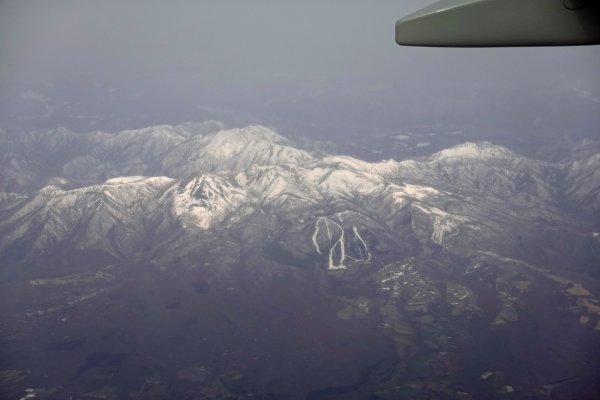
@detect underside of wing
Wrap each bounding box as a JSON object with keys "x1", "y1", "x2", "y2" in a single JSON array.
[{"x1": 396, "y1": 0, "x2": 600, "y2": 47}]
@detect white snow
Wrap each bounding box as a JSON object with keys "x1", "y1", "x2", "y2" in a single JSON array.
[
  {"x1": 432, "y1": 142, "x2": 514, "y2": 161},
  {"x1": 398, "y1": 183, "x2": 439, "y2": 200},
  {"x1": 312, "y1": 217, "x2": 347, "y2": 269},
  {"x1": 311, "y1": 218, "x2": 371, "y2": 269},
  {"x1": 47, "y1": 176, "x2": 69, "y2": 186},
  {"x1": 353, "y1": 226, "x2": 372, "y2": 262},
  {"x1": 413, "y1": 204, "x2": 464, "y2": 245},
  {"x1": 105, "y1": 176, "x2": 148, "y2": 185},
  {"x1": 319, "y1": 155, "x2": 397, "y2": 175},
  {"x1": 305, "y1": 166, "x2": 383, "y2": 197},
  {"x1": 173, "y1": 175, "x2": 247, "y2": 229},
  {"x1": 235, "y1": 165, "x2": 318, "y2": 207},
  {"x1": 480, "y1": 371, "x2": 494, "y2": 380},
  {"x1": 197, "y1": 126, "x2": 313, "y2": 169}
]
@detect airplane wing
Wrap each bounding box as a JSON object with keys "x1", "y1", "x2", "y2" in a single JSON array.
[{"x1": 396, "y1": 0, "x2": 600, "y2": 47}]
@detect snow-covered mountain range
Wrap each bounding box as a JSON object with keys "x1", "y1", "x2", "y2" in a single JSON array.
[
  {"x1": 1, "y1": 124, "x2": 598, "y2": 270},
  {"x1": 1, "y1": 123, "x2": 600, "y2": 400}
]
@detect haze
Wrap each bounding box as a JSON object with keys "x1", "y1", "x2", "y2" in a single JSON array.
[
  {"x1": 1, "y1": 0, "x2": 599, "y2": 153},
  {"x1": 2, "y1": 2, "x2": 600, "y2": 399}
]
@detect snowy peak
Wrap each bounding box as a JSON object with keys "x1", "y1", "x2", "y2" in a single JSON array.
[
  {"x1": 199, "y1": 126, "x2": 314, "y2": 169},
  {"x1": 181, "y1": 175, "x2": 245, "y2": 203},
  {"x1": 318, "y1": 156, "x2": 398, "y2": 176},
  {"x1": 173, "y1": 175, "x2": 248, "y2": 229},
  {"x1": 430, "y1": 142, "x2": 516, "y2": 162},
  {"x1": 99, "y1": 121, "x2": 224, "y2": 144},
  {"x1": 104, "y1": 176, "x2": 174, "y2": 187},
  {"x1": 210, "y1": 125, "x2": 287, "y2": 145},
  {"x1": 161, "y1": 125, "x2": 315, "y2": 177}
]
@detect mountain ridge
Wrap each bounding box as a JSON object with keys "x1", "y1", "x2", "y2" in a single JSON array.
[{"x1": 1, "y1": 124, "x2": 598, "y2": 273}]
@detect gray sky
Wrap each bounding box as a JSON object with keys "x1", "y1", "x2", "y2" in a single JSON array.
[
  {"x1": 1, "y1": 0, "x2": 599, "y2": 143},
  {"x1": 1, "y1": 1, "x2": 426, "y2": 78}
]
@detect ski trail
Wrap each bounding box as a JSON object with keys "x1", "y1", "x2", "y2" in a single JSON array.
[
  {"x1": 312, "y1": 219, "x2": 322, "y2": 254},
  {"x1": 325, "y1": 218, "x2": 332, "y2": 242},
  {"x1": 314, "y1": 217, "x2": 373, "y2": 270},
  {"x1": 328, "y1": 219, "x2": 346, "y2": 269},
  {"x1": 353, "y1": 226, "x2": 372, "y2": 261}
]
